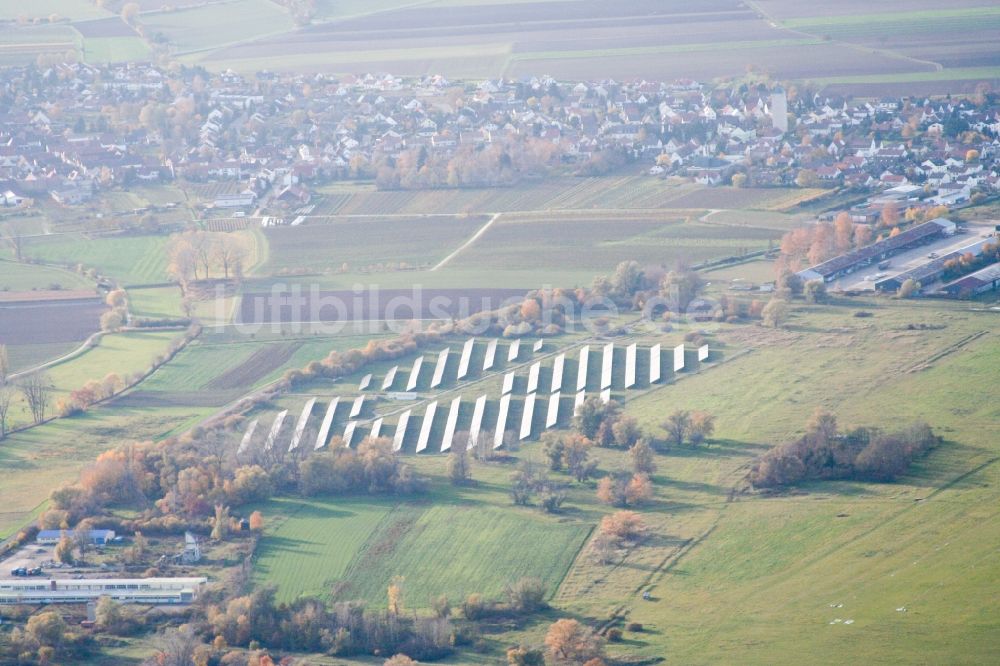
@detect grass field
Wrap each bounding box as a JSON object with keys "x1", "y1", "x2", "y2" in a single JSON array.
[
  {"x1": 258, "y1": 498, "x2": 592, "y2": 607},
  {"x1": 127, "y1": 285, "x2": 185, "y2": 319},
  {"x1": 23, "y1": 233, "x2": 170, "y2": 286},
  {"x1": 42, "y1": 329, "x2": 176, "y2": 396},
  {"x1": 252, "y1": 497, "x2": 394, "y2": 603},
  {"x1": 142, "y1": 0, "x2": 294, "y2": 54},
  {"x1": 81, "y1": 35, "x2": 151, "y2": 63},
  {"x1": 0, "y1": 260, "x2": 93, "y2": 292}
]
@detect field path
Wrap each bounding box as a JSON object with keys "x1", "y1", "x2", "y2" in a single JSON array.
[{"x1": 430, "y1": 212, "x2": 500, "y2": 271}]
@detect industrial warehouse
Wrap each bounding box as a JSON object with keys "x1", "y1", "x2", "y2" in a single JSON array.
[{"x1": 0, "y1": 577, "x2": 207, "y2": 605}]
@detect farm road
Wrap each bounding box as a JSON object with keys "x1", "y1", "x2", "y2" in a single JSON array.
[{"x1": 431, "y1": 213, "x2": 500, "y2": 271}]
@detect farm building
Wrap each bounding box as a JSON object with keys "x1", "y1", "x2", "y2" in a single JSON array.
[
  {"x1": 798, "y1": 218, "x2": 956, "y2": 283},
  {"x1": 0, "y1": 577, "x2": 207, "y2": 605},
  {"x1": 37, "y1": 529, "x2": 116, "y2": 545},
  {"x1": 939, "y1": 263, "x2": 1000, "y2": 297},
  {"x1": 875, "y1": 237, "x2": 994, "y2": 293}
]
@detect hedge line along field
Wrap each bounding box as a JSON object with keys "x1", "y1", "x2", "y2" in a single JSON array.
[
  {"x1": 23, "y1": 233, "x2": 170, "y2": 286},
  {"x1": 252, "y1": 497, "x2": 395, "y2": 604},
  {"x1": 330, "y1": 504, "x2": 592, "y2": 607},
  {"x1": 262, "y1": 215, "x2": 488, "y2": 273}
]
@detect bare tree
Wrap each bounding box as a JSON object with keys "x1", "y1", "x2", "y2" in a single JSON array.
[
  {"x1": 212, "y1": 234, "x2": 248, "y2": 280},
  {"x1": 150, "y1": 624, "x2": 200, "y2": 666},
  {"x1": 188, "y1": 231, "x2": 215, "y2": 280},
  {"x1": 447, "y1": 446, "x2": 471, "y2": 485},
  {"x1": 0, "y1": 384, "x2": 12, "y2": 439},
  {"x1": 0, "y1": 343, "x2": 9, "y2": 383},
  {"x1": 1, "y1": 222, "x2": 25, "y2": 261},
  {"x1": 20, "y1": 372, "x2": 52, "y2": 424},
  {"x1": 74, "y1": 518, "x2": 95, "y2": 564},
  {"x1": 166, "y1": 233, "x2": 198, "y2": 283}
]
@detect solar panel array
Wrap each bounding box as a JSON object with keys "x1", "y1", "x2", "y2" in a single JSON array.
[{"x1": 241, "y1": 339, "x2": 712, "y2": 456}]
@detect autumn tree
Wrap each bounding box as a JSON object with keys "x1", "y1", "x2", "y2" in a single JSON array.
[
  {"x1": 629, "y1": 440, "x2": 656, "y2": 474},
  {"x1": 55, "y1": 535, "x2": 75, "y2": 564},
  {"x1": 507, "y1": 645, "x2": 546, "y2": 666},
  {"x1": 897, "y1": 278, "x2": 919, "y2": 298},
  {"x1": 804, "y1": 279, "x2": 828, "y2": 304},
  {"x1": 504, "y1": 577, "x2": 547, "y2": 614},
  {"x1": 121, "y1": 2, "x2": 140, "y2": 25},
  {"x1": 611, "y1": 415, "x2": 642, "y2": 449},
  {"x1": 762, "y1": 298, "x2": 789, "y2": 328},
  {"x1": 659, "y1": 269, "x2": 703, "y2": 311},
  {"x1": 833, "y1": 212, "x2": 854, "y2": 253},
  {"x1": 384, "y1": 655, "x2": 417, "y2": 666},
  {"x1": 880, "y1": 204, "x2": 900, "y2": 229},
  {"x1": 795, "y1": 168, "x2": 819, "y2": 188},
  {"x1": 853, "y1": 224, "x2": 873, "y2": 249},
  {"x1": 211, "y1": 504, "x2": 231, "y2": 540},
  {"x1": 387, "y1": 576, "x2": 404, "y2": 616},
  {"x1": 663, "y1": 409, "x2": 691, "y2": 447},
  {"x1": 597, "y1": 472, "x2": 653, "y2": 507},
  {"x1": 26, "y1": 611, "x2": 68, "y2": 650},
  {"x1": 572, "y1": 397, "x2": 620, "y2": 441},
  {"x1": 447, "y1": 446, "x2": 471, "y2": 485},
  {"x1": 545, "y1": 618, "x2": 605, "y2": 664},
  {"x1": 248, "y1": 511, "x2": 264, "y2": 531},
  {"x1": 542, "y1": 432, "x2": 565, "y2": 471},
  {"x1": 562, "y1": 434, "x2": 598, "y2": 482},
  {"x1": 599, "y1": 510, "x2": 646, "y2": 541},
  {"x1": 688, "y1": 411, "x2": 716, "y2": 446},
  {"x1": 166, "y1": 233, "x2": 198, "y2": 283},
  {"x1": 212, "y1": 233, "x2": 250, "y2": 280}
]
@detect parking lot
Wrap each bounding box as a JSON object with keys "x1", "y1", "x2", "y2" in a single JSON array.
[{"x1": 833, "y1": 223, "x2": 996, "y2": 291}]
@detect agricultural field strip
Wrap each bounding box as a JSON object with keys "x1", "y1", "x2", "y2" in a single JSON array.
[{"x1": 507, "y1": 37, "x2": 826, "y2": 64}]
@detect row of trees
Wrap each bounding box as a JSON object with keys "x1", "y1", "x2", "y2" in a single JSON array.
[
  {"x1": 748, "y1": 408, "x2": 940, "y2": 487},
  {"x1": 166, "y1": 230, "x2": 250, "y2": 284}
]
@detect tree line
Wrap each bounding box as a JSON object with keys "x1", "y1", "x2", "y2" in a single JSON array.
[{"x1": 748, "y1": 408, "x2": 940, "y2": 488}]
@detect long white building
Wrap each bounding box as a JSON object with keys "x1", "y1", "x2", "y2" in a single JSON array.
[{"x1": 0, "y1": 577, "x2": 207, "y2": 605}]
